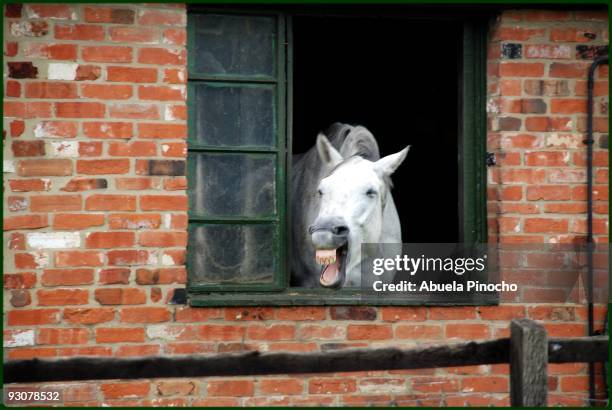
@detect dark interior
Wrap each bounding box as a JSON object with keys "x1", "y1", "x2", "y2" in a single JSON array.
[{"x1": 293, "y1": 15, "x2": 462, "y2": 243}]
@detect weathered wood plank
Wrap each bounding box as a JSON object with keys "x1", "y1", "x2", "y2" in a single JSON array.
[
  {"x1": 548, "y1": 336, "x2": 608, "y2": 363},
  {"x1": 5, "y1": 338, "x2": 509, "y2": 383},
  {"x1": 4, "y1": 335, "x2": 607, "y2": 384},
  {"x1": 510, "y1": 319, "x2": 548, "y2": 407}
]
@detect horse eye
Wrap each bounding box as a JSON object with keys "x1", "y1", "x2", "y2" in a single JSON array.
[
  {"x1": 317, "y1": 189, "x2": 323, "y2": 196},
  {"x1": 366, "y1": 189, "x2": 377, "y2": 197}
]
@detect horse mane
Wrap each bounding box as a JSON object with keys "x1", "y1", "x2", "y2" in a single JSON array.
[
  {"x1": 324, "y1": 123, "x2": 394, "y2": 195},
  {"x1": 325, "y1": 123, "x2": 380, "y2": 162}
]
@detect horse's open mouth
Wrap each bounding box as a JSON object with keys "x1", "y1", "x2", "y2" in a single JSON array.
[{"x1": 316, "y1": 244, "x2": 348, "y2": 288}]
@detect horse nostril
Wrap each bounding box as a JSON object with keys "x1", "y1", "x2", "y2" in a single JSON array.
[{"x1": 333, "y1": 226, "x2": 349, "y2": 236}]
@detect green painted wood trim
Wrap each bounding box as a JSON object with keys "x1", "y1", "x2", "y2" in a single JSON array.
[
  {"x1": 186, "y1": 10, "x2": 287, "y2": 293},
  {"x1": 460, "y1": 20, "x2": 488, "y2": 245}
]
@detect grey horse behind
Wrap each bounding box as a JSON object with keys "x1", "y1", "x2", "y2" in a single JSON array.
[{"x1": 291, "y1": 123, "x2": 409, "y2": 288}]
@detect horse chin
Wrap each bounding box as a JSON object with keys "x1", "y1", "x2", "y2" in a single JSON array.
[{"x1": 317, "y1": 243, "x2": 348, "y2": 289}]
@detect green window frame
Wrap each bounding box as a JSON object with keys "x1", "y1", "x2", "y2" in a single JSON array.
[{"x1": 187, "y1": 7, "x2": 490, "y2": 306}]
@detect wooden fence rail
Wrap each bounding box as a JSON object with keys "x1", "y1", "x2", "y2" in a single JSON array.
[{"x1": 4, "y1": 319, "x2": 608, "y2": 407}]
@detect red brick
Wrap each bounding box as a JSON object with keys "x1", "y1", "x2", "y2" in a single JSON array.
[
  {"x1": 524, "y1": 10, "x2": 570, "y2": 22},
  {"x1": 37, "y1": 328, "x2": 89, "y2": 345},
  {"x1": 33, "y1": 121, "x2": 78, "y2": 138},
  {"x1": 77, "y1": 159, "x2": 130, "y2": 175},
  {"x1": 83, "y1": 121, "x2": 132, "y2": 139},
  {"x1": 8, "y1": 196, "x2": 29, "y2": 212},
  {"x1": 260, "y1": 379, "x2": 303, "y2": 395},
  {"x1": 445, "y1": 324, "x2": 490, "y2": 339},
  {"x1": 164, "y1": 177, "x2": 187, "y2": 190},
  {"x1": 161, "y1": 142, "x2": 187, "y2": 157},
  {"x1": 139, "y1": 231, "x2": 187, "y2": 247},
  {"x1": 56, "y1": 102, "x2": 105, "y2": 118},
  {"x1": 21, "y1": 102, "x2": 54, "y2": 118},
  {"x1": 550, "y1": 28, "x2": 598, "y2": 42},
  {"x1": 18, "y1": 159, "x2": 72, "y2": 176},
  {"x1": 499, "y1": 62, "x2": 544, "y2": 77},
  {"x1": 109, "y1": 141, "x2": 157, "y2": 156},
  {"x1": 3, "y1": 214, "x2": 48, "y2": 231},
  {"x1": 85, "y1": 195, "x2": 136, "y2": 211},
  {"x1": 95, "y1": 288, "x2": 147, "y2": 305},
  {"x1": 198, "y1": 325, "x2": 246, "y2": 341},
  {"x1": 138, "y1": 10, "x2": 185, "y2": 26},
  {"x1": 527, "y1": 152, "x2": 569, "y2": 167},
  {"x1": 138, "y1": 48, "x2": 186, "y2": 65},
  {"x1": 26, "y1": 4, "x2": 75, "y2": 19},
  {"x1": 55, "y1": 24, "x2": 104, "y2": 41},
  {"x1": 120, "y1": 307, "x2": 170, "y2": 323},
  {"x1": 12, "y1": 140, "x2": 45, "y2": 157},
  {"x1": 99, "y1": 268, "x2": 131, "y2": 285},
  {"x1": 82, "y1": 46, "x2": 132, "y2": 63},
  {"x1": 309, "y1": 378, "x2": 356, "y2": 394},
  {"x1": 15, "y1": 252, "x2": 43, "y2": 269},
  {"x1": 175, "y1": 307, "x2": 223, "y2": 322},
  {"x1": 30, "y1": 195, "x2": 81, "y2": 212},
  {"x1": 81, "y1": 84, "x2": 133, "y2": 100},
  {"x1": 139, "y1": 85, "x2": 185, "y2": 101},
  {"x1": 107, "y1": 250, "x2": 151, "y2": 266},
  {"x1": 61, "y1": 178, "x2": 108, "y2": 192},
  {"x1": 380, "y1": 307, "x2": 427, "y2": 322},
  {"x1": 5, "y1": 41, "x2": 18, "y2": 57},
  {"x1": 55, "y1": 251, "x2": 104, "y2": 267},
  {"x1": 117, "y1": 344, "x2": 161, "y2": 357},
  {"x1": 4, "y1": 272, "x2": 37, "y2": 289},
  {"x1": 461, "y1": 377, "x2": 508, "y2": 392},
  {"x1": 10, "y1": 120, "x2": 25, "y2": 137},
  {"x1": 42, "y1": 269, "x2": 94, "y2": 286},
  {"x1": 549, "y1": 62, "x2": 591, "y2": 78},
  {"x1": 135, "y1": 267, "x2": 186, "y2": 285},
  {"x1": 494, "y1": 27, "x2": 545, "y2": 41},
  {"x1": 550, "y1": 98, "x2": 587, "y2": 114},
  {"x1": 109, "y1": 103, "x2": 159, "y2": 119},
  {"x1": 84, "y1": 7, "x2": 135, "y2": 24},
  {"x1": 101, "y1": 382, "x2": 149, "y2": 399},
  {"x1": 86, "y1": 232, "x2": 135, "y2": 249},
  {"x1": 169, "y1": 213, "x2": 188, "y2": 229},
  {"x1": 347, "y1": 324, "x2": 392, "y2": 340},
  {"x1": 109, "y1": 213, "x2": 161, "y2": 229},
  {"x1": 411, "y1": 377, "x2": 459, "y2": 393},
  {"x1": 164, "y1": 105, "x2": 187, "y2": 120},
  {"x1": 9, "y1": 233, "x2": 26, "y2": 250},
  {"x1": 8, "y1": 309, "x2": 60, "y2": 326},
  {"x1": 53, "y1": 214, "x2": 104, "y2": 231},
  {"x1": 24, "y1": 43, "x2": 77, "y2": 60},
  {"x1": 37, "y1": 289, "x2": 89, "y2": 306},
  {"x1": 429, "y1": 307, "x2": 477, "y2": 320},
  {"x1": 162, "y1": 28, "x2": 186, "y2": 46},
  {"x1": 107, "y1": 66, "x2": 157, "y2": 83},
  {"x1": 64, "y1": 307, "x2": 115, "y2": 324},
  {"x1": 207, "y1": 380, "x2": 254, "y2": 397},
  {"x1": 6, "y1": 80, "x2": 21, "y2": 97},
  {"x1": 526, "y1": 185, "x2": 571, "y2": 201},
  {"x1": 525, "y1": 117, "x2": 572, "y2": 132},
  {"x1": 8, "y1": 347, "x2": 57, "y2": 360},
  {"x1": 108, "y1": 26, "x2": 159, "y2": 43},
  {"x1": 524, "y1": 218, "x2": 569, "y2": 233},
  {"x1": 76, "y1": 65, "x2": 102, "y2": 81},
  {"x1": 140, "y1": 195, "x2": 187, "y2": 210},
  {"x1": 10, "y1": 289, "x2": 31, "y2": 307},
  {"x1": 79, "y1": 141, "x2": 104, "y2": 157},
  {"x1": 395, "y1": 325, "x2": 443, "y2": 339},
  {"x1": 544, "y1": 203, "x2": 587, "y2": 214}
]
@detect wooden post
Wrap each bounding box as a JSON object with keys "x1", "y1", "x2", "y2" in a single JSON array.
[{"x1": 510, "y1": 319, "x2": 548, "y2": 407}]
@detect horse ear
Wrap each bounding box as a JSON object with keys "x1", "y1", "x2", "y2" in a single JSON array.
[
  {"x1": 316, "y1": 133, "x2": 343, "y2": 167},
  {"x1": 374, "y1": 146, "x2": 410, "y2": 176}
]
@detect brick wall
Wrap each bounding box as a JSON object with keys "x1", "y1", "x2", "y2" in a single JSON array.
[{"x1": 3, "y1": 5, "x2": 608, "y2": 407}]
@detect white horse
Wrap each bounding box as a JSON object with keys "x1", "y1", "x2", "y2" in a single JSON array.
[{"x1": 291, "y1": 123, "x2": 409, "y2": 288}]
